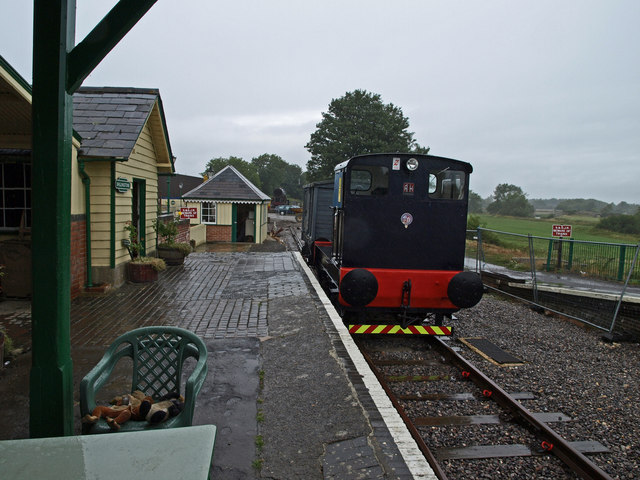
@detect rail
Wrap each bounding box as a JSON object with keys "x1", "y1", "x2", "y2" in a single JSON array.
[{"x1": 431, "y1": 337, "x2": 613, "y2": 480}]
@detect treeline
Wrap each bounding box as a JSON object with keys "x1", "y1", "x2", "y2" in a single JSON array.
[
  {"x1": 202, "y1": 154, "x2": 304, "y2": 200},
  {"x1": 597, "y1": 211, "x2": 640, "y2": 235},
  {"x1": 529, "y1": 198, "x2": 639, "y2": 216},
  {"x1": 471, "y1": 186, "x2": 640, "y2": 235}
]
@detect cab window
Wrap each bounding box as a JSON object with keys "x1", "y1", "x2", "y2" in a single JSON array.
[
  {"x1": 349, "y1": 166, "x2": 389, "y2": 196},
  {"x1": 428, "y1": 169, "x2": 466, "y2": 199}
]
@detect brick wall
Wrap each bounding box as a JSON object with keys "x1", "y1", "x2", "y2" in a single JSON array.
[
  {"x1": 206, "y1": 225, "x2": 232, "y2": 242},
  {"x1": 176, "y1": 218, "x2": 190, "y2": 243},
  {"x1": 156, "y1": 214, "x2": 191, "y2": 244},
  {"x1": 70, "y1": 215, "x2": 86, "y2": 299}
]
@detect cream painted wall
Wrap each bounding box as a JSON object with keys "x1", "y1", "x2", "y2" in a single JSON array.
[
  {"x1": 84, "y1": 121, "x2": 162, "y2": 270},
  {"x1": 115, "y1": 121, "x2": 160, "y2": 266},
  {"x1": 189, "y1": 223, "x2": 207, "y2": 246},
  {"x1": 84, "y1": 161, "x2": 112, "y2": 267}
]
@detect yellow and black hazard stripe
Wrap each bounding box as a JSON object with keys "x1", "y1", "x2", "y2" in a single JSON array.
[{"x1": 348, "y1": 324, "x2": 453, "y2": 335}]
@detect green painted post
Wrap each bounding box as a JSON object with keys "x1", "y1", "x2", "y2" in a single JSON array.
[
  {"x1": 30, "y1": 0, "x2": 76, "y2": 437},
  {"x1": 567, "y1": 238, "x2": 574, "y2": 271},
  {"x1": 232, "y1": 204, "x2": 238, "y2": 242},
  {"x1": 30, "y1": 0, "x2": 158, "y2": 438},
  {"x1": 166, "y1": 176, "x2": 171, "y2": 213},
  {"x1": 618, "y1": 245, "x2": 626, "y2": 281},
  {"x1": 546, "y1": 239, "x2": 553, "y2": 271}
]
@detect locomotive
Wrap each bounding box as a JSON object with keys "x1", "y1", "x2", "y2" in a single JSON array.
[{"x1": 301, "y1": 153, "x2": 483, "y2": 332}]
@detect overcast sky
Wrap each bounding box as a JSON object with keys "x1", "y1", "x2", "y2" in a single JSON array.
[{"x1": 2, "y1": 1, "x2": 639, "y2": 203}]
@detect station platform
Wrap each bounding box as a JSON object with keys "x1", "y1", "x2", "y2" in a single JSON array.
[{"x1": 0, "y1": 237, "x2": 434, "y2": 479}]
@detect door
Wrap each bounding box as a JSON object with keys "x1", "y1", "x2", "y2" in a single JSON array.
[
  {"x1": 132, "y1": 178, "x2": 146, "y2": 255},
  {"x1": 232, "y1": 204, "x2": 255, "y2": 242}
]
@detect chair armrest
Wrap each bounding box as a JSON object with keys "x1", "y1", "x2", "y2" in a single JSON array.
[
  {"x1": 79, "y1": 344, "x2": 133, "y2": 415},
  {"x1": 182, "y1": 346, "x2": 208, "y2": 422}
]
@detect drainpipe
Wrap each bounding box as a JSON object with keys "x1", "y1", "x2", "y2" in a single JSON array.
[
  {"x1": 78, "y1": 161, "x2": 93, "y2": 288},
  {"x1": 166, "y1": 176, "x2": 171, "y2": 213}
]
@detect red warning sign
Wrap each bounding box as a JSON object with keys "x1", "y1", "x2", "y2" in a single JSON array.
[
  {"x1": 180, "y1": 207, "x2": 198, "y2": 219},
  {"x1": 552, "y1": 224, "x2": 572, "y2": 237}
]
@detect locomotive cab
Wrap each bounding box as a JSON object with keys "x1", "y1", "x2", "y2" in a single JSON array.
[
  {"x1": 331, "y1": 153, "x2": 482, "y2": 320},
  {"x1": 302, "y1": 153, "x2": 483, "y2": 328}
]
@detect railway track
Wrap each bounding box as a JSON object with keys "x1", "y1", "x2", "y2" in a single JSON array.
[{"x1": 354, "y1": 334, "x2": 613, "y2": 480}]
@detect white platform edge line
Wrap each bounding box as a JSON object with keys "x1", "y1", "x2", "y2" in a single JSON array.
[{"x1": 294, "y1": 252, "x2": 437, "y2": 480}]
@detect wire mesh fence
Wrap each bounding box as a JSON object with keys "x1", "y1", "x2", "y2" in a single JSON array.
[{"x1": 466, "y1": 228, "x2": 640, "y2": 338}]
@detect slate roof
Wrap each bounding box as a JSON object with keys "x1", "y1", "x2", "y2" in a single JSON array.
[
  {"x1": 183, "y1": 166, "x2": 270, "y2": 203},
  {"x1": 158, "y1": 173, "x2": 204, "y2": 199},
  {"x1": 72, "y1": 87, "x2": 171, "y2": 161}
]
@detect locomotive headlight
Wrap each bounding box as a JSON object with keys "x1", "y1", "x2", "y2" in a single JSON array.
[{"x1": 406, "y1": 157, "x2": 419, "y2": 171}]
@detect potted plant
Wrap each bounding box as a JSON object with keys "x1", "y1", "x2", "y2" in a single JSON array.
[
  {"x1": 153, "y1": 215, "x2": 192, "y2": 266},
  {"x1": 124, "y1": 223, "x2": 166, "y2": 282}
]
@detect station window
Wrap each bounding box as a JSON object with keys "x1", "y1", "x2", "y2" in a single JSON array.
[
  {"x1": 201, "y1": 202, "x2": 216, "y2": 224},
  {"x1": 0, "y1": 162, "x2": 31, "y2": 230},
  {"x1": 349, "y1": 166, "x2": 389, "y2": 196},
  {"x1": 428, "y1": 169, "x2": 466, "y2": 200}
]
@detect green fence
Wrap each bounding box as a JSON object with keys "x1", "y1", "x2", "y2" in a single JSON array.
[{"x1": 467, "y1": 228, "x2": 640, "y2": 336}]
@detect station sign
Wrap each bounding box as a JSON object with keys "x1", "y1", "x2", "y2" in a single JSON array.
[
  {"x1": 180, "y1": 207, "x2": 198, "y2": 219},
  {"x1": 114, "y1": 177, "x2": 130, "y2": 193},
  {"x1": 552, "y1": 224, "x2": 572, "y2": 237}
]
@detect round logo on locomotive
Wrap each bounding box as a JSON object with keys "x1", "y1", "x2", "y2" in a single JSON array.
[{"x1": 400, "y1": 212, "x2": 413, "y2": 228}]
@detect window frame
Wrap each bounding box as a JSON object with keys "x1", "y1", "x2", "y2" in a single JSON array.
[
  {"x1": 201, "y1": 201, "x2": 217, "y2": 224},
  {"x1": 427, "y1": 169, "x2": 467, "y2": 200},
  {"x1": 0, "y1": 161, "x2": 31, "y2": 231}
]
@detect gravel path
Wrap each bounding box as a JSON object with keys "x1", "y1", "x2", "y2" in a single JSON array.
[{"x1": 447, "y1": 294, "x2": 639, "y2": 479}]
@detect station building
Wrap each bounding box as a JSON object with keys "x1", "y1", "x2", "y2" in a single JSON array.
[{"x1": 0, "y1": 55, "x2": 176, "y2": 297}]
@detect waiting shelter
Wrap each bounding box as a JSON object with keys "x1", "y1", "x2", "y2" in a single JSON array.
[{"x1": 182, "y1": 165, "x2": 270, "y2": 244}]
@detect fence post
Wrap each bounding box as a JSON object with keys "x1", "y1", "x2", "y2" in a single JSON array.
[
  {"x1": 476, "y1": 228, "x2": 484, "y2": 274},
  {"x1": 617, "y1": 245, "x2": 626, "y2": 281},
  {"x1": 567, "y1": 238, "x2": 574, "y2": 270},
  {"x1": 546, "y1": 239, "x2": 553, "y2": 271},
  {"x1": 609, "y1": 243, "x2": 640, "y2": 334},
  {"x1": 528, "y1": 234, "x2": 538, "y2": 304}
]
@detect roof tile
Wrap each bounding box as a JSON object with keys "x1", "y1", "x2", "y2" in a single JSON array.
[{"x1": 72, "y1": 87, "x2": 158, "y2": 159}]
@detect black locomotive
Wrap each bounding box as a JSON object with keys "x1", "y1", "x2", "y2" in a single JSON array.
[{"x1": 301, "y1": 153, "x2": 483, "y2": 330}]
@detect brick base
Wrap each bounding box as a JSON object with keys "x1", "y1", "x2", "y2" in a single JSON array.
[
  {"x1": 70, "y1": 216, "x2": 87, "y2": 300},
  {"x1": 206, "y1": 225, "x2": 232, "y2": 242}
]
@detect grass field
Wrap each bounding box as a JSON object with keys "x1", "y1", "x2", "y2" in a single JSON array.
[
  {"x1": 467, "y1": 215, "x2": 640, "y2": 280},
  {"x1": 473, "y1": 214, "x2": 640, "y2": 244}
]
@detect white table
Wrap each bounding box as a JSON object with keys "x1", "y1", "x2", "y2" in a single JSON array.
[{"x1": 0, "y1": 424, "x2": 216, "y2": 479}]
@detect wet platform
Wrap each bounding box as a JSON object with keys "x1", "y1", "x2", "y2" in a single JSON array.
[{"x1": 0, "y1": 238, "x2": 432, "y2": 479}]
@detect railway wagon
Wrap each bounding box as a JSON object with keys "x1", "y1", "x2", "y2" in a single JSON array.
[{"x1": 301, "y1": 153, "x2": 483, "y2": 328}]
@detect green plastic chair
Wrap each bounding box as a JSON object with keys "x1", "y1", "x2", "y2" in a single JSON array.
[{"x1": 80, "y1": 326, "x2": 208, "y2": 434}]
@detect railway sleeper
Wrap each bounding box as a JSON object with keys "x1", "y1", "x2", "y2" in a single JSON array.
[
  {"x1": 412, "y1": 412, "x2": 572, "y2": 426},
  {"x1": 436, "y1": 441, "x2": 610, "y2": 460}
]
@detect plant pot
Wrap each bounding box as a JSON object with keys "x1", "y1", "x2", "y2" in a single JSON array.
[
  {"x1": 127, "y1": 261, "x2": 159, "y2": 283},
  {"x1": 157, "y1": 245, "x2": 186, "y2": 266}
]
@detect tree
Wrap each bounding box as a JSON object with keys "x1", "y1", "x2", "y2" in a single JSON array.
[
  {"x1": 305, "y1": 89, "x2": 429, "y2": 182},
  {"x1": 486, "y1": 183, "x2": 534, "y2": 217},
  {"x1": 468, "y1": 190, "x2": 484, "y2": 213},
  {"x1": 597, "y1": 210, "x2": 640, "y2": 234},
  {"x1": 251, "y1": 154, "x2": 304, "y2": 199},
  {"x1": 202, "y1": 156, "x2": 261, "y2": 188}
]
